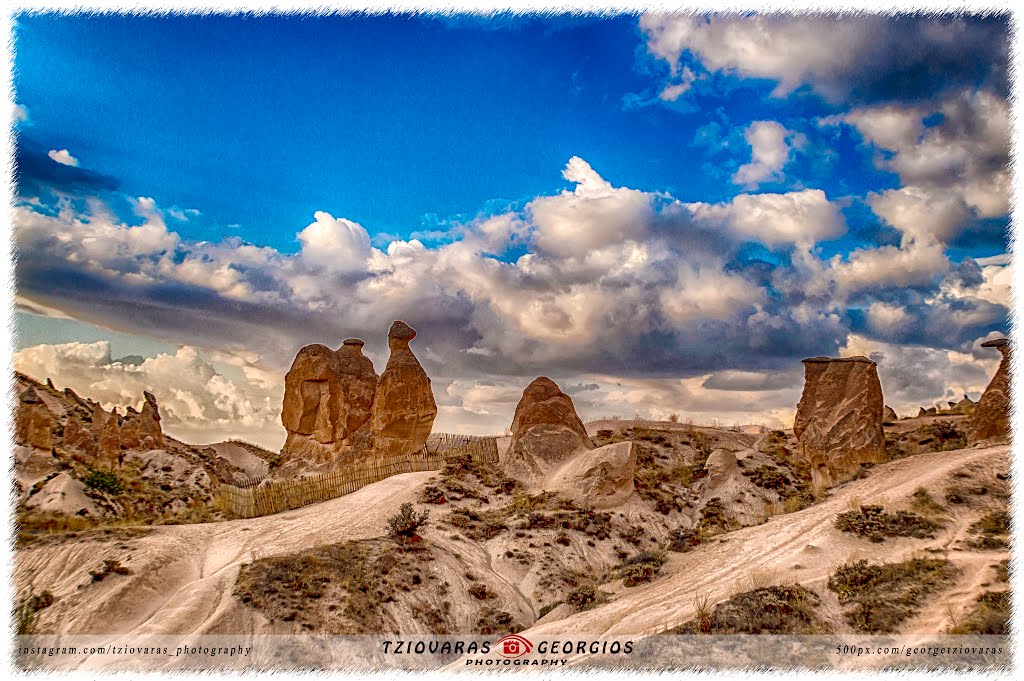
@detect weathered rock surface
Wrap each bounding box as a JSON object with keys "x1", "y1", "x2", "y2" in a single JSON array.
[
  {"x1": 370, "y1": 322, "x2": 437, "y2": 459},
  {"x1": 883, "y1": 405, "x2": 899, "y2": 422},
  {"x1": 793, "y1": 356, "x2": 886, "y2": 487},
  {"x1": 121, "y1": 391, "x2": 164, "y2": 450},
  {"x1": 502, "y1": 377, "x2": 591, "y2": 484},
  {"x1": 545, "y1": 441, "x2": 636, "y2": 509},
  {"x1": 26, "y1": 472, "x2": 97, "y2": 516},
  {"x1": 969, "y1": 338, "x2": 1011, "y2": 444},
  {"x1": 280, "y1": 339, "x2": 379, "y2": 469},
  {"x1": 16, "y1": 386, "x2": 54, "y2": 451},
  {"x1": 704, "y1": 448, "x2": 739, "y2": 489}
]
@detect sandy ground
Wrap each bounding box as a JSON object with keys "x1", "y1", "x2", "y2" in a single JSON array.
[
  {"x1": 16, "y1": 471, "x2": 435, "y2": 636},
  {"x1": 522, "y1": 442, "x2": 1008, "y2": 638},
  {"x1": 15, "y1": 442, "x2": 1009, "y2": 663}
]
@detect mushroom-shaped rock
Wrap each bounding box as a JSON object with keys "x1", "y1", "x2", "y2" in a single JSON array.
[
  {"x1": 545, "y1": 441, "x2": 636, "y2": 509},
  {"x1": 370, "y1": 321, "x2": 437, "y2": 458},
  {"x1": 793, "y1": 356, "x2": 886, "y2": 488},
  {"x1": 969, "y1": 338, "x2": 1010, "y2": 444},
  {"x1": 502, "y1": 377, "x2": 591, "y2": 484}
]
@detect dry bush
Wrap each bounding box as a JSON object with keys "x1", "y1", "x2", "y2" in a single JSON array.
[
  {"x1": 672, "y1": 585, "x2": 829, "y2": 635},
  {"x1": 828, "y1": 557, "x2": 959, "y2": 633}
]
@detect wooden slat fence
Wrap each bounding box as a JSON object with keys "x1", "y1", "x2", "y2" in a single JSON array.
[{"x1": 217, "y1": 434, "x2": 499, "y2": 519}]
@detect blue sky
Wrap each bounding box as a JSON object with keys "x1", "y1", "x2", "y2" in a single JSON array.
[
  {"x1": 10, "y1": 13, "x2": 1013, "y2": 445},
  {"x1": 15, "y1": 13, "x2": 926, "y2": 252}
]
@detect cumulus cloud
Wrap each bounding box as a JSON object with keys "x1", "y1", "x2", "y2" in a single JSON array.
[
  {"x1": 12, "y1": 154, "x2": 1006, "y2": 438},
  {"x1": 14, "y1": 341, "x2": 285, "y2": 448},
  {"x1": 527, "y1": 156, "x2": 653, "y2": 257},
  {"x1": 845, "y1": 89, "x2": 1010, "y2": 230},
  {"x1": 687, "y1": 189, "x2": 846, "y2": 247},
  {"x1": 639, "y1": 14, "x2": 1008, "y2": 104},
  {"x1": 732, "y1": 120, "x2": 796, "y2": 187},
  {"x1": 47, "y1": 148, "x2": 79, "y2": 166},
  {"x1": 297, "y1": 211, "x2": 374, "y2": 272}
]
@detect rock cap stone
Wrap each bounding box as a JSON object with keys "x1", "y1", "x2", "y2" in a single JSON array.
[
  {"x1": 802, "y1": 355, "x2": 875, "y2": 365},
  {"x1": 388, "y1": 321, "x2": 417, "y2": 341}
]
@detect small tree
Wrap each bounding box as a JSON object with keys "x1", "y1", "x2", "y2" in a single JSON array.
[{"x1": 386, "y1": 502, "x2": 430, "y2": 541}]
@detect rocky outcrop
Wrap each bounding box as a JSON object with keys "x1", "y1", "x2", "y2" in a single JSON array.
[
  {"x1": 121, "y1": 391, "x2": 164, "y2": 450},
  {"x1": 969, "y1": 338, "x2": 1011, "y2": 444},
  {"x1": 883, "y1": 405, "x2": 899, "y2": 422},
  {"x1": 277, "y1": 322, "x2": 439, "y2": 473},
  {"x1": 16, "y1": 386, "x2": 54, "y2": 451},
  {"x1": 502, "y1": 377, "x2": 591, "y2": 484},
  {"x1": 545, "y1": 441, "x2": 636, "y2": 509},
  {"x1": 793, "y1": 356, "x2": 886, "y2": 487},
  {"x1": 26, "y1": 472, "x2": 97, "y2": 516},
  {"x1": 704, "y1": 448, "x2": 739, "y2": 489},
  {"x1": 953, "y1": 395, "x2": 977, "y2": 415},
  {"x1": 370, "y1": 322, "x2": 438, "y2": 459},
  {"x1": 279, "y1": 339, "x2": 379, "y2": 469}
]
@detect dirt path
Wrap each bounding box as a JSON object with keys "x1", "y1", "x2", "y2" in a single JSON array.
[
  {"x1": 519, "y1": 444, "x2": 1008, "y2": 638},
  {"x1": 16, "y1": 444, "x2": 1008, "y2": 642}
]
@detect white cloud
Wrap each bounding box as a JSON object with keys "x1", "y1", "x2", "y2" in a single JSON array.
[
  {"x1": 687, "y1": 189, "x2": 846, "y2": 247},
  {"x1": 638, "y1": 15, "x2": 1007, "y2": 104},
  {"x1": 297, "y1": 211, "x2": 373, "y2": 271},
  {"x1": 47, "y1": 148, "x2": 79, "y2": 167},
  {"x1": 848, "y1": 89, "x2": 1010, "y2": 225},
  {"x1": 732, "y1": 120, "x2": 794, "y2": 187},
  {"x1": 527, "y1": 156, "x2": 653, "y2": 257},
  {"x1": 868, "y1": 186, "x2": 971, "y2": 244}
]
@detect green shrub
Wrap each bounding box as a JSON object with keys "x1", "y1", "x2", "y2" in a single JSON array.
[
  {"x1": 418, "y1": 485, "x2": 448, "y2": 505},
  {"x1": 83, "y1": 468, "x2": 123, "y2": 495}
]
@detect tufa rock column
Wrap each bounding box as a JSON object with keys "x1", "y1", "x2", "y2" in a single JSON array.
[
  {"x1": 793, "y1": 356, "x2": 886, "y2": 487},
  {"x1": 280, "y1": 338, "x2": 378, "y2": 469},
  {"x1": 968, "y1": 338, "x2": 1011, "y2": 444},
  {"x1": 369, "y1": 321, "x2": 438, "y2": 458}
]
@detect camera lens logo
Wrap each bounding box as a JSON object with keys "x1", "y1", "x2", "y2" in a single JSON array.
[{"x1": 495, "y1": 634, "x2": 533, "y2": 658}]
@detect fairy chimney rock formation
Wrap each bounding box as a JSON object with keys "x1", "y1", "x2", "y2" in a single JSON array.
[
  {"x1": 968, "y1": 338, "x2": 1011, "y2": 444},
  {"x1": 121, "y1": 391, "x2": 164, "y2": 450},
  {"x1": 16, "y1": 386, "x2": 54, "y2": 451},
  {"x1": 369, "y1": 321, "x2": 438, "y2": 459},
  {"x1": 502, "y1": 377, "x2": 592, "y2": 484},
  {"x1": 793, "y1": 356, "x2": 886, "y2": 488},
  {"x1": 280, "y1": 338, "x2": 379, "y2": 469},
  {"x1": 883, "y1": 405, "x2": 899, "y2": 422}
]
